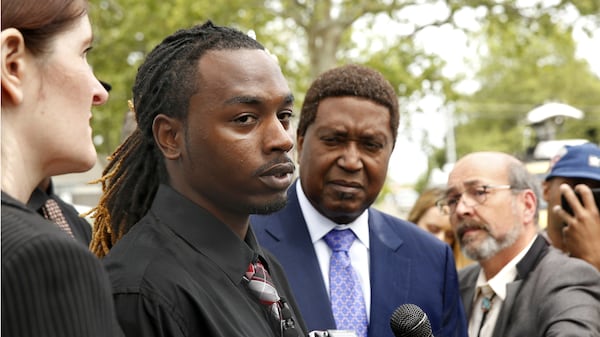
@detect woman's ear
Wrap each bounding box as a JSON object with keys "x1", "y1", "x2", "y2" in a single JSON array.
[
  {"x1": 152, "y1": 114, "x2": 184, "y2": 160},
  {"x1": 1, "y1": 28, "x2": 27, "y2": 105}
]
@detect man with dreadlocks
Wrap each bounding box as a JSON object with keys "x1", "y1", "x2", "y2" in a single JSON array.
[{"x1": 89, "y1": 21, "x2": 306, "y2": 337}]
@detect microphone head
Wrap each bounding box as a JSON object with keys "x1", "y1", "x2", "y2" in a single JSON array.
[{"x1": 389, "y1": 304, "x2": 433, "y2": 337}]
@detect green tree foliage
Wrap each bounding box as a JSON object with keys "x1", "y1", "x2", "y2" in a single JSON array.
[
  {"x1": 88, "y1": 0, "x2": 457, "y2": 155},
  {"x1": 88, "y1": 0, "x2": 599, "y2": 182},
  {"x1": 452, "y1": 9, "x2": 600, "y2": 162},
  {"x1": 88, "y1": 0, "x2": 273, "y2": 154}
]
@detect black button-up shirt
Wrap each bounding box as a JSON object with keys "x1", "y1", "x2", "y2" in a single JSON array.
[{"x1": 103, "y1": 184, "x2": 306, "y2": 337}]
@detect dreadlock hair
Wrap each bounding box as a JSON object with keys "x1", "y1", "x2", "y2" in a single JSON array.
[
  {"x1": 297, "y1": 64, "x2": 399, "y2": 145},
  {"x1": 89, "y1": 21, "x2": 265, "y2": 257}
]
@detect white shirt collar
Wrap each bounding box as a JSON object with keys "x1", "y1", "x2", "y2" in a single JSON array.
[
  {"x1": 475, "y1": 235, "x2": 538, "y2": 300},
  {"x1": 296, "y1": 180, "x2": 370, "y2": 248}
]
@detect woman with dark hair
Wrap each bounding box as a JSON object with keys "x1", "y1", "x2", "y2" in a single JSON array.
[{"x1": 1, "y1": 0, "x2": 122, "y2": 335}]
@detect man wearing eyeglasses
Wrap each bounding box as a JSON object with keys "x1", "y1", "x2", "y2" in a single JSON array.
[{"x1": 439, "y1": 151, "x2": 600, "y2": 337}]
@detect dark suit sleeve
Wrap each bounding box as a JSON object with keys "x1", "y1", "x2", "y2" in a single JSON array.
[
  {"x1": 1, "y1": 234, "x2": 123, "y2": 337},
  {"x1": 263, "y1": 250, "x2": 309, "y2": 336},
  {"x1": 540, "y1": 257, "x2": 600, "y2": 335},
  {"x1": 439, "y1": 244, "x2": 469, "y2": 337}
]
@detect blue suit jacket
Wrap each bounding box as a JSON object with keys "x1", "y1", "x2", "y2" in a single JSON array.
[{"x1": 251, "y1": 182, "x2": 467, "y2": 337}]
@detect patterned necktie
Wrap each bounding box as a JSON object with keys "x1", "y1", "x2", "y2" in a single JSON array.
[
  {"x1": 42, "y1": 198, "x2": 74, "y2": 238},
  {"x1": 245, "y1": 259, "x2": 281, "y2": 307},
  {"x1": 323, "y1": 229, "x2": 368, "y2": 337},
  {"x1": 244, "y1": 259, "x2": 298, "y2": 337}
]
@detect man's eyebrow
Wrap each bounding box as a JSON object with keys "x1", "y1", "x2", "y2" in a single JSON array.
[
  {"x1": 445, "y1": 180, "x2": 482, "y2": 195},
  {"x1": 224, "y1": 95, "x2": 261, "y2": 105},
  {"x1": 224, "y1": 93, "x2": 295, "y2": 106},
  {"x1": 282, "y1": 93, "x2": 294, "y2": 105},
  {"x1": 463, "y1": 180, "x2": 483, "y2": 187}
]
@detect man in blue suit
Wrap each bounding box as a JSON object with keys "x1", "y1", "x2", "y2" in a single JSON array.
[{"x1": 252, "y1": 64, "x2": 467, "y2": 337}]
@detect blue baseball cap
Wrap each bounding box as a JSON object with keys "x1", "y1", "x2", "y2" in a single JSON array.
[{"x1": 545, "y1": 143, "x2": 600, "y2": 181}]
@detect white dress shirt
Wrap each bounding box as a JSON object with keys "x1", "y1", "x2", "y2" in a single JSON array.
[
  {"x1": 468, "y1": 235, "x2": 537, "y2": 337},
  {"x1": 296, "y1": 181, "x2": 371, "y2": 321}
]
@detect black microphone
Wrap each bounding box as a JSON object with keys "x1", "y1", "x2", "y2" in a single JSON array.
[{"x1": 389, "y1": 304, "x2": 433, "y2": 337}]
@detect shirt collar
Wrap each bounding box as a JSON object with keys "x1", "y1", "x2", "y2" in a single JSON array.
[
  {"x1": 475, "y1": 235, "x2": 538, "y2": 300},
  {"x1": 27, "y1": 180, "x2": 56, "y2": 211},
  {"x1": 2, "y1": 191, "x2": 34, "y2": 212},
  {"x1": 296, "y1": 180, "x2": 370, "y2": 248},
  {"x1": 150, "y1": 184, "x2": 261, "y2": 283},
  {"x1": 27, "y1": 187, "x2": 49, "y2": 211}
]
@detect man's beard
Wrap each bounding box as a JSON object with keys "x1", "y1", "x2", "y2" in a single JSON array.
[
  {"x1": 249, "y1": 197, "x2": 288, "y2": 215},
  {"x1": 459, "y1": 219, "x2": 523, "y2": 261}
]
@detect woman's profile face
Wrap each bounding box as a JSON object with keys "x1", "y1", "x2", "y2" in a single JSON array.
[
  {"x1": 31, "y1": 14, "x2": 108, "y2": 176},
  {"x1": 417, "y1": 205, "x2": 455, "y2": 246}
]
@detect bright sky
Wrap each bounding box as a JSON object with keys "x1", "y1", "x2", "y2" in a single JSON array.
[{"x1": 382, "y1": 9, "x2": 600, "y2": 186}]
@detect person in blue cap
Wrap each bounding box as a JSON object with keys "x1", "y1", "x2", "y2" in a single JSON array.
[{"x1": 542, "y1": 142, "x2": 600, "y2": 270}]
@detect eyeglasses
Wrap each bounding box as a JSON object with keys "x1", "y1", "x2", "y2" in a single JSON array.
[{"x1": 435, "y1": 184, "x2": 513, "y2": 215}]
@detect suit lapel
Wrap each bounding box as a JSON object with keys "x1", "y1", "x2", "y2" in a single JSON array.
[
  {"x1": 459, "y1": 265, "x2": 479, "y2": 319},
  {"x1": 492, "y1": 280, "x2": 521, "y2": 337},
  {"x1": 492, "y1": 236, "x2": 548, "y2": 337},
  {"x1": 367, "y1": 210, "x2": 410, "y2": 337},
  {"x1": 262, "y1": 183, "x2": 336, "y2": 330}
]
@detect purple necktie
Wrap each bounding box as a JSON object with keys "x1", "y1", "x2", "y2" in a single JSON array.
[{"x1": 324, "y1": 229, "x2": 368, "y2": 337}]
